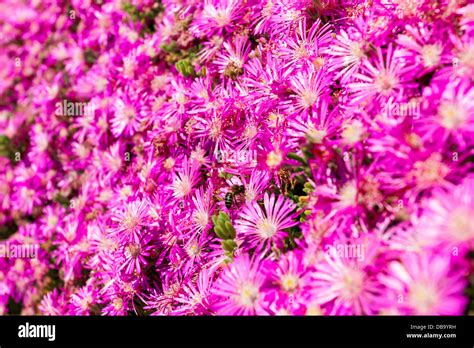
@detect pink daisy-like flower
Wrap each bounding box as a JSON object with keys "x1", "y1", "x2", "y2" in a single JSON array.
[
  {"x1": 287, "y1": 68, "x2": 329, "y2": 116},
  {"x1": 96, "y1": 142, "x2": 125, "y2": 181},
  {"x1": 101, "y1": 294, "x2": 131, "y2": 316},
  {"x1": 416, "y1": 177, "x2": 474, "y2": 252},
  {"x1": 348, "y1": 44, "x2": 412, "y2": 104},
  {"x1": 1, "y1": 0, "x2": 473, "y2": 319},
  {"x1": 236, "y1": 192, "x2": 298, "y2": 253},
  {"x1": 286, "y1": 99, "x2": 343, "y2": 148},
  {"x1": 181, "y1": 231, "x2": 214, "y2": 273},
  {"x1": 110, "y1": 89, "x2": 148, "y2": 138},
  {"x1": 449, "y1": 32, "x2": 474, "y2": 80},
  {"x1": 243, "y1": 53, "x2": 292, "y2": 113},
  {"x1": 242, "y1": 169, "x2": 270, "y2": 204},
  {"x1": 171, "y1": 158, "x2": 201, "y2": 200},
  {"x1": 252, "y1": 0, "x2": 276, "y2": 35},
  {"x1": 457, "y1": 4, "x2": 474, "y2": 33},
  {"x1": 39, "y1": 289, "x2": 66, "y2": 316},
  {"x1": 379, "y1": 252, "x2": 468, "y2": 315},
  {"x1": 419, "y1": 78, "x2": 474, "y2": 147},
  {"x1": 191, "y1": 0, "x2": 243, "y2": 37},
  {"x1": 173, "y1": 269, "x2": 216, "y2": 315},
  {"x1": 119, "y1": 234, "x2": 154, "y2": 275},
  {"x1": 110, "y1": 199, "x2": 150, "y2": 243},
  {"x1": 69, "y1": 285, "x2": 99, "y2": 316},
  {"x1": 191, "y1": 186, "x2": 215, "y2": 233},
  {"x1": 214, "y1": 35, "x2": 251, "y2": 78},
  {"x1": 327, "y1": 28, "x2": 367, "y2": 84},
  {"x1": 278, "y1": 17, "x2": 332, "y2": 70},
  {"x1": 212, "y1": 254, "x2": 269, "y2": 315},
  {"x1": 310, "y1": 235, "x2": 385, "y2": 315},
  {"x1": 265, "y1": 250, "x2": 313, "y2": 315},
  {"x1": 267, "y1": 0, "x2": 310, "y2": 37},
  {"x1": 396, "y1": 23, "x2": 449, "y2": 75}
]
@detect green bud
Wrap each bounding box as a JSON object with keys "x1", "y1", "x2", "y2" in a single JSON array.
[
  {"x1": 221, "y1": 239, "x2": 237, "y2": 253},
  {"x1": 223, "y1": 254, "x2": 233, "y2": 263},
  {"x1": 185, "y1": 63, "x2": 195, "y2": 76},
  {"x1": 212, "y1": 212, "x2": 236, "y2": 240},
  {"x1": 214, "y1": 225, "x2": 226, "y2": 239},
  {"x1": 224, "y1": 221, "x2": 236, "y2": 239},
  {"x1": 175, "y1": 59, "x2": 195, "y2": 77},
  {"x1": 175, "y1": 60, "x2": 185, "y2": 76}
]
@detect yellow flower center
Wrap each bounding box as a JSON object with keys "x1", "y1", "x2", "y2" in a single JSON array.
[
  {"x1": 421, "y1": 44, "x2": 442, "y2": 68},
  {"x1": 340, "y1": 268, "x2": 365, "y2": 301},
  {"x1": 408, "y1": 282, "x2": 439, "y2": 314},
  {"x1": 281, "y1": 274, "x2": 299, "y2": 292},
  {"x1": 258, "y1": 219, "x2": 278, "y2": 238},
  {"x1": 342, "y1": 121, "x2": 364, "y2": 145},
  {"x1": 122, "y1": 213, "x2": 140, "y2": 231},
  {"x1": 300, "y1": 90, "x2": 319, "y2": 108},
  {"x1": 439, "y1": 102, "x2": 467, "y2": 130},
  {"x1": 266, "y1": 150, "x2": 282, "y2": 168},
  {"x1": 113, "y1": 298, "x2": 123, "y2": 310},
  {"x1": 411, "y1": 154, "x2": 449, "y2": 188},
  {"x1": 375, "y1": 71, "x2": 398, "y2": 93},
  {"x1": 449, "y1": 208, "x2": 473, "y2": 242},
  {"x1": 238, "y1": 283, "x2": 260, "y2": 307}
]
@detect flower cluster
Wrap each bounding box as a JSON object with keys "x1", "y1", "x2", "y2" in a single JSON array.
[{"x1": 0, "y1": 0, "x2": 473, "y2": 316}]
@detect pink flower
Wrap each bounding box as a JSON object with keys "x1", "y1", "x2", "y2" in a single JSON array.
[
  {"x1": 379, "y1": 252, "x2": 468, "y2": 315},
  {"x1": 236, "y1": 193, "x2": 298, "y2": 253},
  {"x1": 310, "y1": 234, "x2": 386, "y2": 315},
  {"x1": 416, "y1": 177, "x2": 474, "y2": 252},
  {"x1": 212, "y1": 254, "x2": 270, "y2": 315},
  {"x1": 278, "y1": 18, "x2": 332, "y2": 71},
  {"x1": 1, "y1": 0, "x2": 473, "y2": 317},
  {"x1": 288, "y1": 68, "x2": 329, "y2": 116},
  {"x1": 419, "y1": 78, "x2": 474, "y2": 147},
  {"x1": 173, "y1": 269, "x2": 216, "y2": 315},
  {"x1": 69, "y1": 285, "x2": 99, "y2": 315},
  {"x1": 215, "y1": 35, "x2": 251, "y2": 78},
  {"x1": 110, "y1": 200, "x2": 150, "y2": 243},
  {"x1": 170, "y1": 157, "x2": 201, "y2": 200},
  {"x1": 191, "y1": 0, "x2": 244, "y2": 37},
  {"x1": 348, "y1": 44, "x2": 413, "y2": 104},
  {"x1": 118, "y1": 234, "x2": 154, "y2": 275},
  {"x1": 264, "y1": 250, "x2": 313, "y2": 315},
  {"x1": 110, "y1": 89, "x2": 149, "y2": 138}
]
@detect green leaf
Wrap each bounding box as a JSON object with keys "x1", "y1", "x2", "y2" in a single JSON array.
[
  {"x1": 287, "y1": 152, "x2": 307, "y2": 165},
  {"x1": 175, "y1": 58, "x2": 195, "y2": 77}
]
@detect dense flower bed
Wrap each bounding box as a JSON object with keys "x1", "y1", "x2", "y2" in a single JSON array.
[{"x1": 0, "y1": 0, "x2": 473, "y2": 316}]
